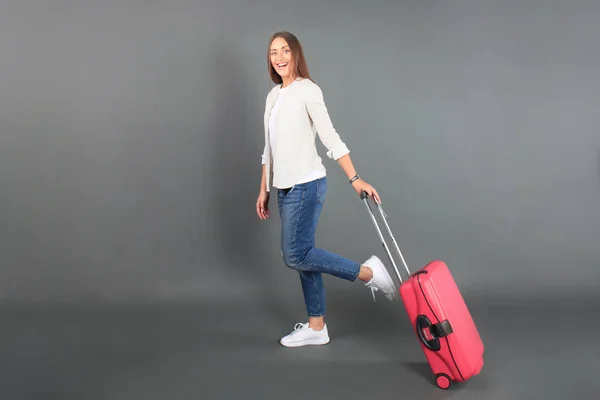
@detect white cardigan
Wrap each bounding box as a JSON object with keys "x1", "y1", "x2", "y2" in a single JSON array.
[{"x1": 261, "y1": 78, "x2": 350, "y2": 191}]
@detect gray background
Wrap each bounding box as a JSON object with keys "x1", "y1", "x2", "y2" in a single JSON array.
[{"x1": 0, "y1": 1, "x2": 599, "y2": 399}]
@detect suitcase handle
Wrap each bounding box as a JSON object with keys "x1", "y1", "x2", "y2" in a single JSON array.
[
  {"x1": 360, "y1": 191, "x2": 411, "y2": 284},
  {"x1": 417, "y1": 315, "x2": 441, "y2": 351},
  {"x1": 416, "y1": 315, "x2": 454, "y2": 351}
]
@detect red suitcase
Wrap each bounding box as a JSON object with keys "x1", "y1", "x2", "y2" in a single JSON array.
[{"x1": 361, "y1": 192, "x2": 484, "y2": 390}]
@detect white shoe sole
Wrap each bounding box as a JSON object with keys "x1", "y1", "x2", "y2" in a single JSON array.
[{"x1": 280, "y1": 337, "x2": 330, "y2": 347}]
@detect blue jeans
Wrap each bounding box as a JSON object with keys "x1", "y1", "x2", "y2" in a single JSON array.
[{"x1": 277, "y1": 177, "x2": 361, "y2": 317}]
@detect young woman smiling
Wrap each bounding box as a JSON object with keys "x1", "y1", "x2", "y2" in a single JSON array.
[{"x1": 256, "y1": 31, "x2": 397, "y2": 348}]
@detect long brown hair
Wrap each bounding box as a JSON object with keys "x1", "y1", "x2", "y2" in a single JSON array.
[{"x1": 267, "y1": 31, "x2": 313, "y2": 85}]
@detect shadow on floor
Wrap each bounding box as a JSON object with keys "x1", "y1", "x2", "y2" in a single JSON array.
[{"x1": 403, "y1": 361, "x2": 433, "y2": 382}]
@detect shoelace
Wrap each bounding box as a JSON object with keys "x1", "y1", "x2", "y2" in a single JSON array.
[
  {"x1": 366, "y1": 280, "x2": 394, "y2": 302},
  {"x1": 370, "y1": 286, "x2": 378, "y2": 302},
  {"x1": 289, "y1": 322, "x2": 309, "y2": 335}
]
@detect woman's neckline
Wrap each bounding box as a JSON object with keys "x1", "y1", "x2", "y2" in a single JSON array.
[{"x1": 280, "y1": 77, "x2": 302, "y2": 89}]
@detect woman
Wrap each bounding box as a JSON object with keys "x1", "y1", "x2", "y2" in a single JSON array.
[{"x1": 256, "y1": 31, "x2": 397, "y2": 348}]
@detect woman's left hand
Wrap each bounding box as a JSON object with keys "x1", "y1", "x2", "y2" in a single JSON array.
[{"x1": 351, "y1": 178, "x2": 381, "y2": 204}]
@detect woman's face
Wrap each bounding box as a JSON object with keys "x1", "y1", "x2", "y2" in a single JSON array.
[{"x1": 269, "y1": 37, "x2": 293, "y2": 80}]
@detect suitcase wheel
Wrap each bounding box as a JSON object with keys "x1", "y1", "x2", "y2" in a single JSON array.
[{"x1": 435, "y1": 373, "x2": 452, "y2": 390}]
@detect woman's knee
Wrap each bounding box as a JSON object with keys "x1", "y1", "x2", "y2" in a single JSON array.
[{"x1": 282, "y1": 247, "x2": 307, "y2": 269}]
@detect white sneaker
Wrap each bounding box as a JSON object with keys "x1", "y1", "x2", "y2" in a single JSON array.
[
  {"x1": 363, "y1": 255, "x2": 397, "y2": 301},
  {"x1": 279, "y1": 323, "x2": 330, "y2": 347}
]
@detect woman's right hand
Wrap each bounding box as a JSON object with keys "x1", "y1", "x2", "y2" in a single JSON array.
[{"x1": 256, "y1": 190, "x2": 271, "y2": 220}]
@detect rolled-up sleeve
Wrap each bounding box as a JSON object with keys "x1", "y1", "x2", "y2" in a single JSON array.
[{"x1": 305, "y1": 83, "x2": 350, "y2": 160}]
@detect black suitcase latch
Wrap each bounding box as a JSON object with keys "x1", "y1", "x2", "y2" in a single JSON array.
[{"x1": 431, "y1": 320, "x2": 453, "y2": 338}]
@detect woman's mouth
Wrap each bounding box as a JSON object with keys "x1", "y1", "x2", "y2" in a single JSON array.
[{"x1": 277, "y1": 62, "x2": 289, "y2": 69}]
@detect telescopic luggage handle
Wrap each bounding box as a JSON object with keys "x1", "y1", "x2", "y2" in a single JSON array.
[{"x1": 360, "y1": 191, "x2": 411, "y2": 284}]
